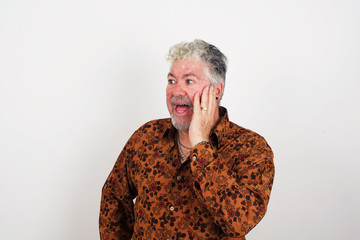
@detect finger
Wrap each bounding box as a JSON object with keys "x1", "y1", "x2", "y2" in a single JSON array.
[
  {"x1": 200, "y1": 86, "x2": 210, "y2": 111},
  {"x1": 208, "y1": 86, "x2": 217, "y2": 114},
  {"x1": 193, "y1": 92, "x2": 201, "y2": 115},
  {"x1": 206, "y1": 86, "x2": 216, "y2": 121}
]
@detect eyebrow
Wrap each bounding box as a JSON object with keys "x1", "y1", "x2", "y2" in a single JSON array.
[
  {"x1": 167, "y1": 73, "x2": 198, "y2": 79},
  {"x1": 183, "y1": 73, "x2": 197, "y2": 78}
]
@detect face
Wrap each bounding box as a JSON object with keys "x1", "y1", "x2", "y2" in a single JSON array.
[{"x1": 166, "y1": 57, "x2": 212, "y2": 131}]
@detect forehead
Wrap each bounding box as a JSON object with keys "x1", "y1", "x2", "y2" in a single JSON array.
[{"x1": 169, "y1": 57, "x2": 208, "y2": 78}]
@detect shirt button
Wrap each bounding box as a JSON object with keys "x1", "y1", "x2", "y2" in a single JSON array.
[
  {"x1": 169, "y1": 206, "x2": 174, "y2": 211},
  {"x1": 177, "y1": 175, "x2": 181, "y2": 181},
  {"x1": 192, "y1": 155, "x2": 197, "y2": 161}
]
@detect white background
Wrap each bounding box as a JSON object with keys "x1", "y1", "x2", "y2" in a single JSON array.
[{"x1": 1, "y1": 0, "x2": 359, "y2": 239}]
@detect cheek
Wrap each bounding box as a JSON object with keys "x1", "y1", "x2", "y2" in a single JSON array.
[
  {"x1": 166, "y1": 88, "x2": 172, "y2": 107},
  {"x1": 188, "y1": 89, "x2": 198, "y2": 102},
  {"x1": 188, "y1": 87, "x2": 204, "y2": 103},
  {"x1": 166, "y1": 89, "x2": 171, "y2": 100}
]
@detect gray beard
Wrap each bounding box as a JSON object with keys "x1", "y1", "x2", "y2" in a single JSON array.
[
  {"x1": 170, "y1": 96, "x2": 193, "y2": 131},
  {"x1": 171, "y1": 114, "x2": 191, "y2": 131}
]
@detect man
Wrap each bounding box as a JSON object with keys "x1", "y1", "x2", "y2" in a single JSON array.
[{"x1": 99, "y1": 39, "x2": 275, "y2": 240}]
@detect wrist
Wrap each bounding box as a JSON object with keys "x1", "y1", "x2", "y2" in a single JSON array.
[
  {"x1": 190, "y1": 137, "x2": 210, "y2": 148},
  {"x1": 194, "y1": 141, "x2": 209, "y2": 147}
]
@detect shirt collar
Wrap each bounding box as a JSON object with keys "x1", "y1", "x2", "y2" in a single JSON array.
[
  {"x1": 162, "y1": 106, "x2": 230, "y2": 149},
  {"x1": 162, "y1": 121, "x2": 176, "y2": 139},
  {"x1": 211, "y1": 106, "x2": 230, "y2": 148}
]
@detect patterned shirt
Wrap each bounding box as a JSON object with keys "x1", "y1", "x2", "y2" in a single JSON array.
[{"x1": 99, "y1": 107, "x2": 274, "y2": 240}]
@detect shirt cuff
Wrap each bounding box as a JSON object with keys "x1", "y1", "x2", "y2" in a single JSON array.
[{"x1": 189, "y1": 141, "x2": 217, "y2": 183}]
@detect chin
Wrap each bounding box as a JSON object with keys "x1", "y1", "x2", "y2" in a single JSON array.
[{"x1": 170, "y1": 115, "x2": 191, "y2": 131}]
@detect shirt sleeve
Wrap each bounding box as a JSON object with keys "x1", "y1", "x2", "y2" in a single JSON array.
[
  {"x1": 99, "y1": 137, "x2": 138, "y2": 240},
  {"x1": 189, "y1": 135, "x2": 274, "y2": 238}
]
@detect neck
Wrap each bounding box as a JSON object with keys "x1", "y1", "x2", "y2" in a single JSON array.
[
  {"x1": 177, "y1": 130, "x2": 191, "y2": 148},
  {"x1": 177, "y1": 130, "x2": 191, "y2": 163}
]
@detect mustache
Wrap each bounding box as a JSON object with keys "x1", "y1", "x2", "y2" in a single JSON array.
[{"x1": 170, "y1": 96, "x2": 193, "y2": 109}]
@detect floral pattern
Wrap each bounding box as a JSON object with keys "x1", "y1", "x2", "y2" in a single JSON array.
[{"x1": 99, "y1": 107, "x2": 274, "y2": 240}]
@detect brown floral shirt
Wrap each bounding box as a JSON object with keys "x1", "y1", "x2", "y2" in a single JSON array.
[{"x1": 99, "y1": 107, "x2": 274, "y2": 240}]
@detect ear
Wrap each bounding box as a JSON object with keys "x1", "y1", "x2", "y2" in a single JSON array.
[{"x1": 214, "y1": 82, "x2": 224, "y2": 101}]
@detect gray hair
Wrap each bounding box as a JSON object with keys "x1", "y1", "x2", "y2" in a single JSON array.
[{"x1": 167, "y1": 39, "x2": 228, "y2": 88}]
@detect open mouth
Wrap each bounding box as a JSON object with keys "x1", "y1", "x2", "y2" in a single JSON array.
[
  {"x1": 175, "y1": 103, "x2": 190, "y2": 113},
  {"x1": 171, "y1": 96, "x2": 193, "y2": 116}
]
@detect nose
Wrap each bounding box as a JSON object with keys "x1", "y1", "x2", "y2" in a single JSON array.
[{"x1": 173, "y1": 81, "x2": 186, "y2": 97}]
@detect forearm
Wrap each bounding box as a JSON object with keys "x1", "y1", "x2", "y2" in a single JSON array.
[
  {"x1": 99, "y1": 143, "x2": 137, "y2": 240},
  {"x1": 190, "y1": 141, "x2": 274, "y2": 237},
  {"x1": 99, "y1": 182, "x2": 135, "y2": 240}
]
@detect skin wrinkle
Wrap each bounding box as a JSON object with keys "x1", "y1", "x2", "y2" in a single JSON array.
[
  {"x1": 166, "y1": 57, "x2": 214, "y2": 136},
  {"x1": 167, "y1": 39, "x2": 227, "y2": 91}
]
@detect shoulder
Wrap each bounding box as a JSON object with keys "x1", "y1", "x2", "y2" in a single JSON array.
[
  {"x1": 136, "y1": 118, "x2": 171, "y2": 134},
  {"x1": 121, "y1": 118, "x2": 172, "y2": 153},
  {"x1": 227, "y1": 121, "x2": 272, "y2": 153},
  {"x1": 228, "y1": 121, "x2": 265, "y2": 141},
  {"x1": 216, "y1": 106, "x2": 272, "y2": 152},
  {"x1": 130, "y1": 118, "x2": 172, "y2": 140}
]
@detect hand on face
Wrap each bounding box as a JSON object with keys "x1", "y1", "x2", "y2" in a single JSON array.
[{"x1": 188, "y1": 85, "x2": 219, "y2": 147}]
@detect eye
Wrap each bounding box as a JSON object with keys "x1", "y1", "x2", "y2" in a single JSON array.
[
  {"x1": 168, "y1": 79, "x2": 175, "y2": 85},
  {"x1": 186, "y1": 79, "x2": 194, "y2": 84}
]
